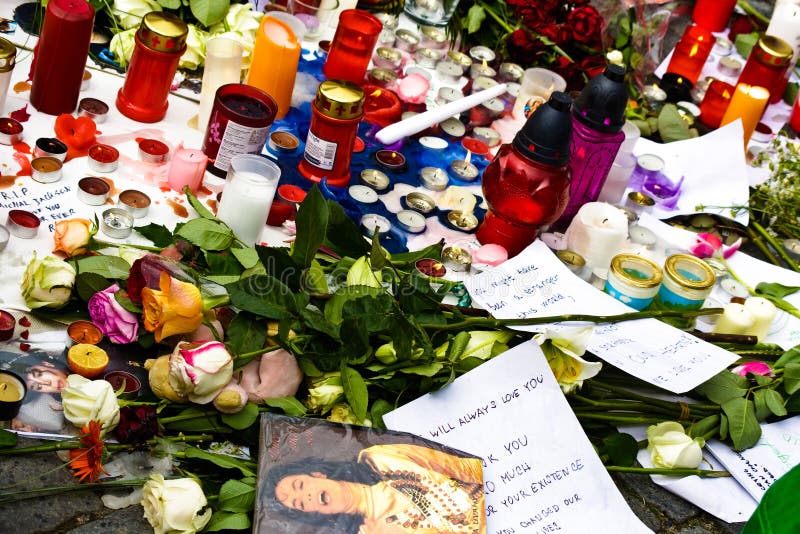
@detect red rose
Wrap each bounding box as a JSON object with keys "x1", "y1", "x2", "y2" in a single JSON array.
[
  {"x1": 567, "y1": 5, "x2": 603, "y2": 44},
  {"x1": 507, "y1": 28, "x2": 546, "y2": 64}
]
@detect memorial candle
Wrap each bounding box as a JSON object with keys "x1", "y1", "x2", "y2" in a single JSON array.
[
  {"x1": 0, "y1": 370, "x2": 25, "y2": 420},
  {"x1": 197, "y1": 36, "x2": 243, "y2": 132},
  {"x1": 362, "y1": 85, "x2": 402, "y2": 127},
  {"x1": 692, "y1": 0, "x2": 737, "y2": 32},
  {"x1": 167, "y1": 146, "x2": 208, "y2": 193},
  {"x1": 720, "y1": 84, "x2": 770, "y2": 148}
]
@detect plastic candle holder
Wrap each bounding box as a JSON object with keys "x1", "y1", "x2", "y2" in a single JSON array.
[{"x1": 323, "y1": 9, "x2": 382, "y2": 83}]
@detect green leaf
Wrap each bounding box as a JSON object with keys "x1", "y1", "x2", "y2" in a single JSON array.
[
  {"x1": 341, "y1": 365, "x2": 368, "y2": 421},
  {"x1": 163, "y1": 407, "x2": 229, "y2": 433},
  {"x1": 602, "y1": 433, "x2": 638, "y2": 467},
  {"x1": 755, "y1": 282, "x2": 800, "y2": 299},
  {"x1": 225, "y1": 275, "x2": 296, "y2": 319},
  {"x1": 218, "y1": 479, "x2": 256, "y2": 513},
  {"x1": 784, "y1": 363, "x2": 800, "y2": 395},
  {"x1": 184, "y1": 187, "x2": 215, "y2": 219},
  {"x1": 324, "y1": 286, "x2": 384, "y2": 324},
  {"x1": 734, "y1": 32, "x2": 759, "y2": 59},
  {"x1": 75, "y1": 272, "x2": 113, "y2": 302},
  {"x1": 775, "y1": 345, "x2": 800, "y2": 368},
  {"x1": 325, "y1": 200, "x2": 370, "y2": 258},
  {"x1": 184, "y1": 445, "x2": 256, "y2": 476},
  {"x1": 205, "y1": 511, "x2": 250, "y2": 532},
  {"x1": 188, "y1": 0, "x2": 230, "y2": 27},
  {"x1": 719, "y1": 413, "x2": 729, "y2": 440},
  {"x1": 0, "y1": 428, "x2": 17, "y2": 448},
  {"x1": 370, "y1": 234, "x2": 387, "y2": 270},
  {"x1": 226, "y1": 314, "x2": 266, "y2": 363},
  {"x1": 754, "y1": 389, "x2": 772, "y2": 420},
  {"x1": 301, "y1": 260, "x2": 329, "y2": 295},
  {"x1": 134, "y1": 223, "x2": 174, "y2": 247},
  {"x1": 299, "y1": 308, "x2": 340, "y2": 339},
  {"x1": 176, "y1": 218, "x2": 234, "y2": 251},
  {"x1": 292, "y1": 186, "x2": 328, "y2": 268},
  {"x1": 265, "y1": 396, "x2": 308, "y2": 417},
  {"x1": 764, "y1": 389, "x2": 788, "y2": 417},
  {"x1": 255, "y1": 246, "x2": 301, "y2": 291},
  {"x1": 784, "y1": 81, "x2": 799, "y2": 106},
  {"x1": 231, "y1": 247, "x2": 260, "y2": 269},
  {"x1": 370, "y1": 399, "x2": 393, "y2": 429},
  {"x1": 445, "y1": 331, "x2": 471, "y2": 362},
  {"x1": 695, "y1": 371, "x2": 749, "y2": 404},
  {"x1": 221, "y1": 402, "x2": 260, "y2": 430},
  {"x1": 205, "y1": 251, "x2": 244, "y2": 276},
  {"x1": 721, "y1": 397, "x2": 761, "y2": 451},
  {"x1": 71, "y1": 256, "x2": 131, "y2": 279},
  {"x1": 114, "y1": 290, "x2": 142, "y2": 314},
  {"x1": 156, "y1": 0, "x2": 181, "y2": 9},
  {"x1": 657, "y1": 104, "x2": 696, "y2": 143},
  {"x1": 400, "y1": 362, "x2": 444, "y2": 377},
  {"x1": 389, "y1": 241, "x2": 444, "y2": 265},
  {"x1": 466, "y1": 4, "x2": 486, "y2": 33}
]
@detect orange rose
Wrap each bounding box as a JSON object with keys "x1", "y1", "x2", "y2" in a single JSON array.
[
  {"x1": 141, "y1": 271, "x2": 203, "y2": 342},
  {"x1": 53, "y1": 219, "x2": 93, "y2": 257}
]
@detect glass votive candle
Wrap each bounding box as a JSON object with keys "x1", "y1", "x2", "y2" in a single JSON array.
[
  {"x1": 629, "y1": 153, "x2": 665, "y2": 191},
  {"x1": 513, "y1": 67, "x2": 566, "y2": 119},
  {"x1": 323, "y1": 9, "x2": 383, "y2": 84},
  {"x1": 666, "y1": 40, "x2": 710, "y2": 84},
  {"x1": 605, "y1": 253, "x2": 663, "y2": 310},
  {"x1": 699, "y1": 80, "x2": 735, "y2": 128},
  {"x1": 216, "y1": 154, "x2": 281, "y2": 244}
]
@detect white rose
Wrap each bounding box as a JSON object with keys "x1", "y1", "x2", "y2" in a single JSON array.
[
  {"x1": 169, "y1": 341, "x2": 234, "y2": 404},
  {"x1": 179, "y1": 24, "x2": 208, "y2": 71},
  {"x1": 21, "y1": 253, "x2": 76, "y2": 309},
  {"x1": 647, "y1": 421, "x2": 705, "y2": 469},
  {"x1": 111, "y1": 0, "x2": 162, "y2": 30},
  {"x1": 61, "y1": 374, "x2": 120, "y2": 435},
  {"x1": 141, "y1": 474, "x2": 212, "y2": 534}
]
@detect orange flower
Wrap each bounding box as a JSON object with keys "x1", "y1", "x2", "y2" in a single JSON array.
[
  {"x1": 69, "y1": 420, "x2": 108, "y2": 483},
  {"x1": 52, "y1": 219, "x2": 93, "y2": 257},
  {"x1": 142, "y1": 271, "x2": 203, "y2": 342}
]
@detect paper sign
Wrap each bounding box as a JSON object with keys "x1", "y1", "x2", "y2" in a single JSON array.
[
  {"x1": 707, "y1": 418, "x2": 800, "y2": 502},
  {"x1": 465, "y1": 240, "x2": 737, "y2": 393},
  {"x1": 384, "y1": 341, "x2": 652, "y2": 534}
]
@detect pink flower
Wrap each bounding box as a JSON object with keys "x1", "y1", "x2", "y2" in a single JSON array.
[
  {"x1": 169, "y1": 341, "x2": 233, "y2": 404},
  {"x1": 731, "y1": 361, "x2": 773, "y2": 377},
  {"x1": 88, "y1": 284, "x2": 139, "y2": 344},
  {"x1": 688, "y1": 232, "x2": 741, "y2": 259}
]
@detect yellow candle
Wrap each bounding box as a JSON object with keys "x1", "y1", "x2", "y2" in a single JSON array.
[
  {"x1": 246, "y1": 14, "x2": 303, "y2": 120},
  {"x1": 0, "y1": 373, "x2": 24, "y2": 402},
  {"x1": 719, "y1": 84, "x2": 770, "y2": 148},
  {"x1": 744, "y1": 297, "x2": 777, "y2": 342},
  {"x1": 713, "y1": 302, "x2": 755, "y2": 336}
]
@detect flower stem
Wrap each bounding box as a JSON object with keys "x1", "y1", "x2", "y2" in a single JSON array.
[
  {"x1": 93, "y1": 239, "x2": 163, "y2": 252},
  {"x1": 476, "y1": 0, "x2": 514, "y2": 33},
  {"x1": 736, "y1": 1, "x2": 770, "y2": 24},
  {"x1": 0, "y1": 478, "x2": 150, "y2": 504},
  {"x1": 420, "y1": 308, "x2": 723, "y2": 332},
  {"x1": 751, "y1": 220, "x2": 800, "y2": 272},
  {"x1": 606, "y1": 466, "x2": 731, "y2": 478},
  {"x1": 0, "y1": 433, "x2": 214, "y2": 456},
  {"x1": 745, "y1": 226, "x2": 783, "y2": 267},
  {"x1": 588, "y1": 380, "x2": 721, "y2": 414},
  {"x1": 235, "y1": 344, "x2": 282, "y2": 362},
  {"x1": 572, "y1": 413, "x2": 667, "y2": 425}
]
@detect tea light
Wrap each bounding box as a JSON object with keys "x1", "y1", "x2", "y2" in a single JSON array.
[
  {"x1": 624, "y1": 191, "x2": 656, "y2": 215},
  {"x1": 420, "y1": 26, "x2": 447, "y2": 49},
  {"x1": 440, "y1": 186, "x2": 477, "y2": 213},
  {"x1": 419, "y1": 136, "x2": 449, "y2": 151},
  {"x1": 0, "y1": 225, "x2": 9, "y2": 252},
  {"x1": 6, "y1": 210, "x2": 40, "y2": 239},
  {"x1": 34, "y1": 137, "x2": 68, "y2": 161},
  {"x1": 78, "y1": 177, "x2": 111, "y2": 205},
  {"x1": 642, "y1": 84, "x2": 667, "y2": 107},
  {"x1": 394, "y1": 29, "x2": 420, "y2": 53},
  {"x1": 81, "y1": 69, "x2": 92, "y2": 90},
  {"x1": 556, "y1": 249, "x2": 588, "y2": 277},
  {"x1": 439, "y1": 117, "x2": 465, "y2": 139},
  {"x1": 360, "y1": 168, "x2": 391, "y2": 190},
  {"x1": 268, "y1": 131, "x2": 300, "y2": 154},
  {"x1": 368, "y1": 67, "x2": 399, "y2": 88},
  {"x1": 138, "y1": 139, "x2": 170, "y2": 163},
  {"x1": 628, "y1": 224, "x2": 657, "y2": 246},
  {"x1": 77, "y1": 97, "x2": 109, "y2": 123},
  {"x1": 0, "y1": 370, "x2": 26, "y2": 420},
  {"x1": 783, "y1": 238, "x2": 800, "y2": 259},
  {"x1": 118, "y1": 189, "x2": 151, "y2": 218},
  {"x1": 720, "y1": 277, "x2": 750, "y2": 299},
  {"x1": 712, "y1": 37, "x2": 733, "y2": 56},
  {"x1": 361, "y1": 213, "x2": 392, "y2": 237},
  {"x1": 396, "y1": 209, "x2": 427, "y2": 233},
  {"x1": 446, "y1": 210, "x2": 479, "y2": 232},
  {"x1": 442, "y1": 245, "x2": 472, "y2": 272},
  {"x1": 88, "y1": 144, "x2": 120, "y2": 173},
  {"x1": 402, "y1": 191, "x2": 436, "y2": 214},
  {"x1": 445, "y1": 50, "x2": 472, "y2": 73},
  {"x1": 0, "y1": 310, "x2": 14, "y2": 341},
  {"x1": 471, "y1": 76, "x2": 498, "y2": 94},
  {"x1": 469, "y1": 45, "x2": 496, "y2": 63},
  {"x1": 101, "y1": 208, "x2": 134, "y2": 239},
  {"x1": 470, "y1": 61, "x2": 497, "y2": 80},
  {"x1": 0, "y1": 117, "x2": 22, "y2": 145},
  {"x1": 461, "y1": 138, "x2": 490, "y2": 158},
  {"x1": 373, "y1": 47, "x2": 403, "y2": 70},
  {"x1": 472, "y1": 126, "x2": 501, "y2": 147},
  {"x1": 629, "y1": 153, "x2": 665, "y2": 190},
  {"x1": 499, "y1": 62, "x2": 524, "y2": 83},
  {"x1": 415, "y1": 258, "x2": 446, "y2": 277},
  {"x1": 374, "y1": 150, "x2": 407, "y2": 172},
  {"x1": 419, "y1": 166, "x2": 449, "y2": 191},
  {"x1": 31, "y1": 157, "x2": 63, "y2": 184},
  {"x1": 718, "y1": 56, "x2": 742, "y2": 78},
  {"x1": 415, "y1": 47, "x2": 442, "y2": 68},
  {"x1": 278, "y1": 184, "x2": 307, "y2": 205},
  {"x1": 349, "y1": 184, "x2": 379, "y2": 204},
  {"x1": 435, "y1": 61, "x2": 462, "y2": 84},
  {"x1": 436, "y1": 86, "x2": 463, "y2": 106},
  {"x1": 470, "y1": 97, "x2": 504, "y2": 125},
  {"x1": 67, "y1": 320, "x2": 103, "y2": 345},
  {"x1": 473, "y1": 243, "x2": 509, "y2": 267},
  {"x1": 448, "y1": 159, "x2": 480, "y2": 182},
  {"x1": 677, "y1": 101, "x2": 701, "y2": 118}
]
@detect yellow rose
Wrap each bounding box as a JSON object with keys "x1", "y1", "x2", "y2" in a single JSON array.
[
  {"x1": 52, "y1": 219, "x2": 93, "y2": 257},
  {"x1": 142, "y1": 271, "x2": 203, "y2": 342}
]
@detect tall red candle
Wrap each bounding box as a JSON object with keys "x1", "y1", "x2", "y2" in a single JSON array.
[
  {"x1": 692, "y1": 0, "x2": 737, "y2": 32},
  {"x1": 30, "y1": 0, "x2": 95, "y2": 115}
]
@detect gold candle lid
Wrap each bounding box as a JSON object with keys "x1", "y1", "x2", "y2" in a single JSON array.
[
  {"x1": 0, "y1": 37, "x2": 15, "y2": 73},
  {"x1": 664, "y1": 254, "x2": 715, "y2": 290},
  {"x1": 610, "y1": 254, "x2": 662, "y2": 288},
  {"x1": 137, "y1": 11, "x2": 189, "y2": 53},
  {"x1": 315, "y1": 80, "x2": 365, "y2": 120},
  {"x1": 753, "y1": 35, "x2": 793, "y2": 67}
]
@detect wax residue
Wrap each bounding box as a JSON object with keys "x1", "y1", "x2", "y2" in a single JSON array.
[
  {"x1": 13, "y1": 81, "x2": 30, "y2": 93},
  {"x1": 0, "y1": 175, "x2": 16, "y2": 188},
  {"x1": 168, "y1": 199, "x2": 188, "y2": 218},
  {"x1": 101, "y1": 177, "x2": 118, "y2": 197}
]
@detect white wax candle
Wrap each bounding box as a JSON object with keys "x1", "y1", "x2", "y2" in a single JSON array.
[
  {"x1": 713, "y1": 303, "x2": 755, "y2": 335},
  {"x1": 565, "y1": 202, "x2": 629, "y2": 271},
  {"x1": 216, "y1": 156, "x2": 281, "y2": 244},
  {"x1": 375, "y1": 83, "x2": 509, "y2": 144},
  {"x1": 743, "y1": 297, "x2": 778, "y2": 342}
]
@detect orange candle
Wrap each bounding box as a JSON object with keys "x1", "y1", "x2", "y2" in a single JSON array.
[
  {"x1": 246, "y1": 14, "x2": 303, "y2": 120},
  {"x1": 719, "y1": 84, "x2": 770, "y2": 148}
]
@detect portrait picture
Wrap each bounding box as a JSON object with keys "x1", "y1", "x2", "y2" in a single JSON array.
[{"x1": 255, "y1": 413, "x2": 487, "y2": 534}]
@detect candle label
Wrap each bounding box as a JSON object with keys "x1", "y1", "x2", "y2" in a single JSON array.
[
  {"x1": 215, "y1": 121, "x2": 271, "y2": 172},
  {"x1": 303, "y1": 131, "x2": 337, "y2": 171}
]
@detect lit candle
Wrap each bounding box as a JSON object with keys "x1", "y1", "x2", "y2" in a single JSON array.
[
  {"x1": 396, "y1": 72, "x2": 430, "y2": 105},
  {"x1": 167, "y1": 145, "x2": 209, "y2": 193},
  {"x1": 720, "y1": 84, "x2": 770, "y2": 148},
  {"x1": 77, "y1": 177, "x2": 111, "y2": 205},
  {"x1": 31, "y1": 156, "x2": 63, "y2": 184},
  {"x1": 88, "y1": 143, "x2": 120, "y2": 173},
  {"x1": 642, "y1": 84, "x2": 667, "y2": 108},
  {"x1": 0, "y1": 370, "x2": 25, "y2": 420},
  {"x1": 699, "y1": 79, "x2": 735, "y2": 129},
  {"x1": 360, "y1": 168, "x2": 391, "y2": 191},
  {"x1": 446, "y1": 210, "x2": 479, "y2": 232},
  {"x1": 415, "y1": 258, "x2": 446, "y2": 277},
  {"x1": 34, "y1": 137, "x2": 68, "y2": 161},
  {"x1": 101, "y1": 208, "x2": 134, "y2": 239},
  {"x1": 6, "y1": 210, "x2": 41, "y2": 239},
  {"x1": 469, "y1": 61, "x2": 497, "y2": 80},
  {"x1": 67, "y1": 320, "x2": 103, "y2": 345},
  {"x1": 419, "y1": 166, "x2": 449, "y2": 191},
  {"x1": 442, "y1": 245, "x2": 472, "y2": 272},
  {"x1": 0, "y1": 117, "x2": 22, "y2": 145},
  {"x1": 448, "y1": 159, "x2": 480, "y2": 182},
  {"x1": 374, "y1": 150, "x2": 407, "y2": 173},
  {"x1": 743, "y1": 297, "x2": 777, "y2": 342},
  {"x1": 666, "y1": 39, "x2": 710, "y2": 84},
  {"x1": 564, "y1": 202, "x2": 629, "y2": 271},
  {"x1": 138, "y1": 139, "x2": 170, "y2": 163},
  {"x1": 362, "y1": 85, "x2": 403, "y2": 128},
  {"x1": 713, "y1": 302, "x2": 755, "y2": 335},
  {"x1": 118, "y1": 189, "x2": 152, "y2": 218}
]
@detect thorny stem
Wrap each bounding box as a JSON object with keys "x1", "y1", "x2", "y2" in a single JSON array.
[{"x1": 606, "y1": 466, "x2": 731, "y2": 478}]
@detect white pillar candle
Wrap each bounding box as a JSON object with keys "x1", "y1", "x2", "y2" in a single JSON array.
[
  {"x1": 565, "y1": 202, "x2": 629, "y2": 273},
  {"x1": 713, "y1": 303, "x2": 755, "y2": 335},
  {"x1": 197, "y1": 37, "x2": 243, "y2": 132},
  {"x1": 743, "y1": 297, "x2": 778, "y2": 342}
]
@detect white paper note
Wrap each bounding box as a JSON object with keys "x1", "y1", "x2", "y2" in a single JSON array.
[
  {"x1": 707, "y1": 418, "x2": 800, "y2": 502},
  {"x1": 465, "y1": 240, "x2": 737, "y2": 393},
  {"x1": 384, "y1": 341, "x2": 652, "y2": 534}
]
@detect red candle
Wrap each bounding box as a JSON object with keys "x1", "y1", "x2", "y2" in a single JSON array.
[
  {"x1": 323, "y1": 9, "x2": 382, "y2": 84},
  {"x1": 681, "y1": 25, "x2": 715, "y2": 55},
  {"x1": 374, "y1": 149, "x2": 407, "y2": 172},
  {"x1": 0, "y1": 310, "x2": 14, "y2": 342},
  {"x1": 7, "y1": 210, "x2": 41, "y2": 239},
  {"x1": 666, "y1": 40, "x2": 710, "y2": 84},
  {"x1": 30, "y1": 0, "x2": 95, "y2": 115},
  {"x1": 692, "y1": 0, "x2": 737, "y2": 32},
  {"x1": 88, "y1": 144, "x2": 120, "y2": 172},
  {"x1": 362, "y1": 84, "x2": 402, "y2": 127},
  {"x1": 138, "y1": 139, "x2": 170, "y2": 163},
  {"x1": 266, "y1": 184, "x2": 307, "y2": 226},
  {"x1": 0, "y1": 117, "x2": 22, "y2": 145},
  {"x1": 699, "y1": 80, "x2": 734, "y2": 128},
  {"x1": 790, "y1": 93, "x2": 800, "y2": 133}
]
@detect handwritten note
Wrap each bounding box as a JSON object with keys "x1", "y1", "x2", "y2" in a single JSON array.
[
  {"x1": 707, "y1": 418, "x2": 800, "y2": 502},
  {"x1": 464, "y1": 240, "x2": 737, "y2": 393},
  {"x1": 384, "y1": 341, "x2": 651, "y2": 534}
]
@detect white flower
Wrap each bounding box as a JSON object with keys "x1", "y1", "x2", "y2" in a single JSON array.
[
  {"x1": 535, "y1": 326, "x2": 601, "y2": 393},
  {"x1": 606, "y1": 49, "x2": 625, "y2": 67},
  {"x1": 109, "y1": 28, "x2": 137, "y2": 68},
  {"x1": 141, "y1": 474, "x2": 212, "y2": 534},
  {"x1": 21, "y1": 253, "x2": 76, "y2": 309},
  {"x1": 647, "y1": 421, "x2": 705, "y2": 469},
  {"x1": 169, "y1": 341, "x2": 234, "y2": 404},
  {"x1": 61, "y1": 375, "x2": 120, "y2": 435},
  {"x1": 111, "y1": 0, "x2": 162, "y2": 30},
  {"x1": 179, "y1": 24, "x2": 208, "y2": 71}
]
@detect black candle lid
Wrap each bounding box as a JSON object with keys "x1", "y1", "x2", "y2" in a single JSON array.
[
  {"x1": 512, "y1": 91, "x2": 573, "y2": 166},
  {"x1": 572, "y1": 64, "x2": 628, "y2": 134}
]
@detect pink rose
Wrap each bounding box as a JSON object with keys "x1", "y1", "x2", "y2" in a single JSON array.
[
  {"x1": 88, "y1": 284, "x2": 139, "y2": 344},
  {"x1": 731, "y1": 361, "x2": 773, "y2": 377}
]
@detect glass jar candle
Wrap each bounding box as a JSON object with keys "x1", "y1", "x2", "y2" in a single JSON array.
[
  {"x1": 692, "y1": 0, "x2": 737, "y2": 32},
  {"x1": 737, "y1": 35, "x2": 794, "y2": 104},
  {"x1": 216, "y1": 154, "x2": 281, "y2": 244},
  {"x1": 605, "y1": 254, "x2": 663, "y2": 310},
  {"x1": 653, "y1": 253, "x2": 716, "y2": 328},
  {"x1": 0, "y1": 37, "x2": 15, "y2": 116},
  {"x1": 699, "y1": 80, "x2": 734, "y2": 129},
  {"x1": 666, "y1": 39, "x2": 710, "y2": 84},
  {"x1": 323, "y1": 10, "x2": 382, "y2": 84}
]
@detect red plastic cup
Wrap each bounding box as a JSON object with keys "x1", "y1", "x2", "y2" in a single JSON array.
[{"x1": 323, "y1": 9, "x2": 382, "y2": 84}]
